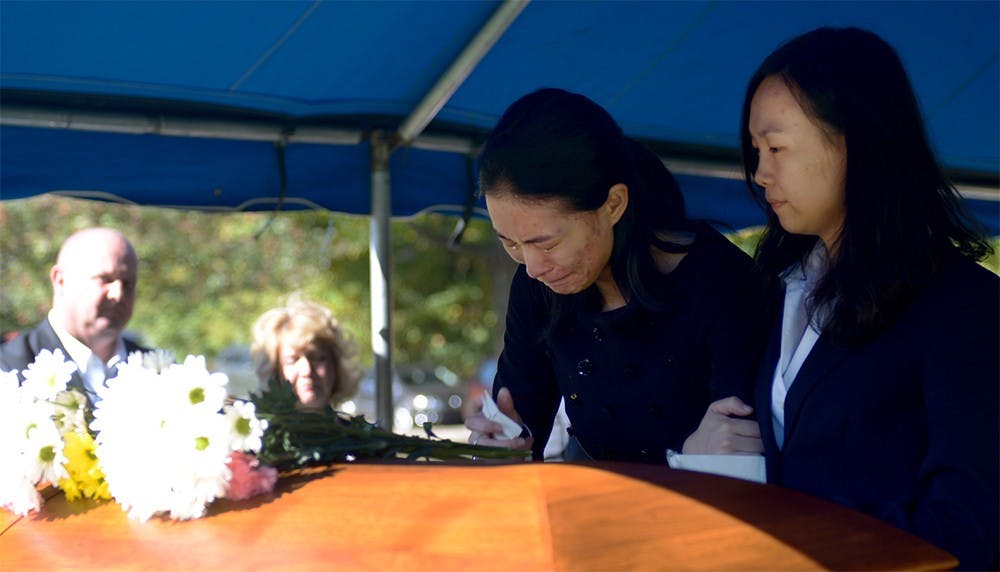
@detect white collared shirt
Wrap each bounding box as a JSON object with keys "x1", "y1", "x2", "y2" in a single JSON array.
[
  {"x1": 771, "y1": 242, "x2": 829, "y2": 449},
  {"x1": 48, "y1": 310, "x2": 126, "y2": 403}
]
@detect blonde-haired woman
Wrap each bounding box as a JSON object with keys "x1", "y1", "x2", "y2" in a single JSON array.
[{"x1": 251, "y1": 294, "x2": 362, "y2": 411}]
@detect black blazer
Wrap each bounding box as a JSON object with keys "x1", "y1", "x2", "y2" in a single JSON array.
[
  {"x1": 756, "y1": 253, "x2": 999, "y2": 570},
  {"x1": 0, "y1": 317, "x2": 148, "y2": 400},
  {"x1": 496, "y1": 224, "x2": 767, "y2": 462}
]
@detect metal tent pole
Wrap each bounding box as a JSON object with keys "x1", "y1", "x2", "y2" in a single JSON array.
[
  {"x1": 370, "y1": 133, "x2": 395, "y2": 430},
  {"x1": 370, "y1": 0, "x2": 529, "y2": 431},
  {"x1": 397, "y1": 0, "x2": 528, "y2": 145}
]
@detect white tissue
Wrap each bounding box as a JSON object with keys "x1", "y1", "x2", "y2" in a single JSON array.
[
  {"x1": 666, "y1": 450, "x2": 766, "y2": 483},
  {"x1": 481, "y1": 392, "x2": 525, "y2": 440}
]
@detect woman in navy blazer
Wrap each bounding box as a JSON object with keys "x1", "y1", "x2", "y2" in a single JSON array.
[{"x1": 732, "y1": 27, "x2": 998, "y2": 569}]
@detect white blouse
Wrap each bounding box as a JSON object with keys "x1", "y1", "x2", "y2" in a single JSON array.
[{"x1": 771, "y1": 242, "x2": 829, "y2": 449}]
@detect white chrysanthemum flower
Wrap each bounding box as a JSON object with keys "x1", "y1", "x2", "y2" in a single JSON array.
[
  {"x1": 122, "y1": 350, "x2": 148, "y2": 369},
  {"x1": 24, "y1": 420, "x2": 68, "y2": 485},
  {"x1": 0, "y1": 369, "x2": 31, "y2": 441},
  {"x1": 51, "y1": 389, "x2": 89, "y2": 435},
  {"x1": 21, "y1": 396, "x2": 59, "y2": 434},
  {"x1": 93, "y1": 359, "x2": 172, "y2": 521},
  {"x1": 163, "y1": 413, "x2": 232, "y2": 520},
  {"x1": 91, "y1": 359, "x2": 161, "y2": 438},
  {"x1": 163, "y1": 355, "x2": 228, "y2": 413},
  {"x1": 136, "y1": 348, "x2": 176, "y2": 374},
  {"x1": 0, "y1": 394, "x2": 33, "y2": 513},
  {"x1": 0, "y1": 368, "x2": 21, "y2": 402},
  {"x1": 3, "y1": 358, "x2": 92, "y2": 516},
  {"x1": 0, "y1": 470, "x2": 42, "y2": 516},
  {"x1": 20, "y1": 349, "x2": 77, "y2": 401},
  {"x1": 224, "y1": 401, "x2": 268, "y2": 453},
  {"x1": 0, "y1": 369, "x2": 39, "y2": 505},
  {"x1": 92, "y1": 354, "x2": 236, "y2": 522}
]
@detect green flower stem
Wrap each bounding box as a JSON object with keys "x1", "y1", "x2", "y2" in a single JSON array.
[{"x1": 252, "y1": 377, "x2": 529, "y2": 470}]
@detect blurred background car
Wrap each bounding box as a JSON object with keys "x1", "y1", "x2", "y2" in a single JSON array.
[
  {"x1": 340, "y1": 372, "x2": 413, "y2": 431},
  {"x1": 396, "y1": 363, "x2": 465, "y2": 426},
  {"x1": 343, "y1": 363, "x2": 465, "y2": 432},
  {"x1": 213, "y1": 344, "x2": 261, "y2": 400}
]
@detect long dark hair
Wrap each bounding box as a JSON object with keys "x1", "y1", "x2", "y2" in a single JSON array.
[
  {"x1": 740, "y1": 27, "x2": 991, "y2": 342},
  {"x1": 478, "y1": 88, "x2": 691, "y2": 323}
]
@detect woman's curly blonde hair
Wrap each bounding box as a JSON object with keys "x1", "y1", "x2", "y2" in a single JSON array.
[{"x1": 250, "y1": 292, "x2": 362, "y2": 407}]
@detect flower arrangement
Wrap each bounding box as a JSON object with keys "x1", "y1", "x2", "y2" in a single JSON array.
[
  {"x1": 88, "y1": 351, "x2": 274, "y2": 521},
  {"x1": 1, "y1": 349, "x2": 523, "y2": 522},
  {"x1": 1, "y1": 349, "x2": 93, "y2": 515}
]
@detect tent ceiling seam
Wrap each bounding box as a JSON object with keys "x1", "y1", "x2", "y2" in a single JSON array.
[
  {"x1": 926, "y1": 49, "x2": 1000, "y2": 118},
  {"x1": 607, "y1": 2, "x2": 717, "y2": 107},
  {"x1": 395, "y1": 0, "x2": 528, "y2": 147},
  {"x1": 228, "y1": 0, "x2": 323, "y2": 91}
]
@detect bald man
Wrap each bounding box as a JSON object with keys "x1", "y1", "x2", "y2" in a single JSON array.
[{"x1": 0, "y1": 227, "x2": 147, "y2": 404}]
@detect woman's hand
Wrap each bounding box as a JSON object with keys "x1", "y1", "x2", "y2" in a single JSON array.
[
  {"x1": 466, "y1": 387, "x2": 533, "y2": 451},
  {"x1": 682, "y1": 396, "x2": 763, "y2": 454}
]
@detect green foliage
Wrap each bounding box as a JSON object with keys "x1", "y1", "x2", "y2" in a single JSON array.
[
  {"x1": 5, "y1": 195, "x2": 991, "y2": 386},
  {"x1": 724, "y1": 227, "x2": 1000, "y2": 277},
  {"x1": 725, "y1": 225, "x2": 765, "y2": 257},
  {"x1": 253, "y1": 376, "x2": 526, "y2": 468},
  {"x1": 981, "y1": 237, "x2": 1000, "y2": 275},
  {"x1": 0, "y1": 196, "x2": 511, "y2": 380}
]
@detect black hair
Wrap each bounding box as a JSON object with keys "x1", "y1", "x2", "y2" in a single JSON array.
[
  {"x1": 739, "y1": 27, "x2": 991, "y2": 342},
  {"x1": 478, "y1": 88, "x2": 692, "y2": 325}
]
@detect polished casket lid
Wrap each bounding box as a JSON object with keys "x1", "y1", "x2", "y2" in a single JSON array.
[{"x1": 0, "y1": 461, "x2": 956, "y2": 571}]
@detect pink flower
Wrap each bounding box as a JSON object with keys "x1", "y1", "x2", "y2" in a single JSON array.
[{"x1": 223, "y1": 452, "x2": 278, "y2": 501}]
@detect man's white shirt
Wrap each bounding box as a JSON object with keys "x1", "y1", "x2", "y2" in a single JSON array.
[{"x1": 48, "y1": 310, "x2": 126, "y2": 403}]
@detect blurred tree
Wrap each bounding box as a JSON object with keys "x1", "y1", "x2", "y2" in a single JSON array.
[
  {"x1": 0, "y1": 196, "x2": 514, "y2": 380},
  {"x1": 2, "y1": 196, "x2": 993, "y2": 381},
  {"x1": 726, "y1": 226, "x2": 765, "y2": 257},
  {"x1": 723, "y1": 226, "x2": 1000, "y2": 276}
]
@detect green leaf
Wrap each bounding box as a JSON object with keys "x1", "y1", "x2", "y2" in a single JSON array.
[{"x1": 252, "y1": 377, "x2": 529, "y2": 470}]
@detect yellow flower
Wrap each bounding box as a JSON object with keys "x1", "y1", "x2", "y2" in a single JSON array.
[{"x1": 58, "y1": 431, "x2": 110, "y2": 501}]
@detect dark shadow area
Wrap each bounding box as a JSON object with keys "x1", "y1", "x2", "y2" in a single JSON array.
[
  {"x1": 26, "y1": 465, "x2": 347, "y2": 522},
  {"x1": 205, "y1": 464, "x2": 345, "y2": 517},
  {"x1": 33, "y1": 495, "x2": 113, "y2": 522},
  {"x1": 574, "y1": 461, "x2": 956, "y2": 571}
]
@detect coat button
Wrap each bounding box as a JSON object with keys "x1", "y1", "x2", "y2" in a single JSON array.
[
  {"x1": 648, "y1": 404, "x2": 663, "y2": 417},
  {"x1": 569, "y1": 393, "x2": 579, "y2": 401},
  {"x1": 665, "y1": 353, "x2": 678, "y2": 365},
  {"x1": 576, "y1": 358, "x2": 593, "y2": 376},
  {"x1": 623, "y1": 366, "x2": 637, "y2": 377}
]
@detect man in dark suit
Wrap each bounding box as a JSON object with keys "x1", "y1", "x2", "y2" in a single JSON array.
[{"x1": 0, "y1": 227, "x2": 145, "y2": 404}]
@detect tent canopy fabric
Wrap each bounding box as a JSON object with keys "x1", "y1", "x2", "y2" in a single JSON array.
[
  {"x1": 3, "y1": 0, "x2": 998, "y2": 428},
  {"x1": 2, "y1": 0, "x2": 998, "y2": 232}
]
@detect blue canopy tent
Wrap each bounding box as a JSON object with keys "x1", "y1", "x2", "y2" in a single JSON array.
[{"x1": 2, "y1": 0, "x2": 997, "y2": 426}]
